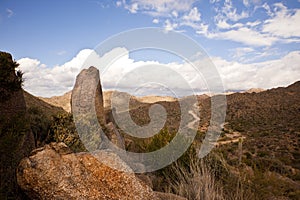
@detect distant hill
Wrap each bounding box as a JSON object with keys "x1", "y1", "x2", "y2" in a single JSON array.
[
  {"x1": 33, "y1": 80, "x2": 300, "y2": 199},
  {"x1": 39, "y1": 91, "x2": 72, "y2": 112},
  {"x1": 125, "y1": 81, "x2": 300, "y2": 198},
  {"x1": 243, "y1": 88, "x2": 265, "y2": 93},
  {"x1": 40, "y1": 90, "x2": 179, "y2": 112},
  {"x1": 25, "y1": 91, "x2": 65, "y2": 118}
]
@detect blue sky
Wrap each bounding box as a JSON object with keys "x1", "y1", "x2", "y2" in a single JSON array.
[{"x1": 1, "y1": 0, "x2": 300, "y2": 97}]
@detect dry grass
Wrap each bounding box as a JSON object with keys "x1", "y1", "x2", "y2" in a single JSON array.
[{"x1": 166, "y1": 154, "x2": 225, "y2": 200}]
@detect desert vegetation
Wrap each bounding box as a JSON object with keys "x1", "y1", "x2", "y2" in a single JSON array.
[{"x1": 1, "y1": 52, "x2": 299, "y2": 199}]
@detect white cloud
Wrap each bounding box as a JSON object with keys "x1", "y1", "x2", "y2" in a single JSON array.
[
  {"x1": 216, "y1": 20, "x2": 244, "y2": 30},
  {"x1": 207, "y1": 27, "x2": 278, "y2": 46},
  {"x1": 18, "y1": 49, "x2": 100, "y2": 97},
  {"x1": 118, "y1": 0, "x2": 300, "y2": 47},
  {"x1": 263, "y1": 3, "x2": 300, "y2": 38},
  {"x1": 18, "y1": 47, "x2": 300, "y2": 97},
  {"x1": 123, "y1": 0, "x2": 195, "y2": 16},
  {"x1": 213, "y1": 51, "x2": 300, "y2": 90},
  {"x1": 164, "y1": 19, "x2": 178, "y2": 31},
  {"x1": 128, "y1": 3, "x2": 138, "y2": 13},
  {"x1": 231, "y1": 47, "x2": 254, "y2": 59},
  {"x1": 216, "y1": 20, "x2": 231, "y2": 29},
  {"x1": 208, "y1": 2, "x2": 300, "y2": 46},
  {"x1": 246, "y1": 20, "x2": 261, "y2": 27},
  {"x1": 193, "y1": 23, "x2": 209, "y2": 35},
  {"x1": 116, "y1": 1, "x2": 123, "y2": 7},
  {"x1": 261, "y1": 3, "x2": 273, "y2": 17},
  {"x1": 172, "y1": 10, "x2": 178, "y2": 18},
  {"x1": 243, "y1": 0, "x2": 249, "y2": 7},
  {"x1": 183, "y1": 7, "x2": 201, "y2": 21},
  {"x1": 152, "y1": 18, "x2": 159, "y2": 24},
  {"x1": 216, "y1": 0, "x2": 249, "y2": 22}
]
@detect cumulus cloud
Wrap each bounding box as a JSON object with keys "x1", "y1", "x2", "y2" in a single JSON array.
[
  {"x1": 18, "y1": 49, "x2": 100, "y2": 97},
  {"x1": 18, "y1": 47, "x2": 300, "y2": 97},
  {"x1": 214, "y1": 51, "x2": 300, "y2": 90}
]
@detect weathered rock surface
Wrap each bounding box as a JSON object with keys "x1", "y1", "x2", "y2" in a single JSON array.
[
  {"x1": 105, "y1": 122, "x2": 125, "y2": 149},
  {"x1": 71, "y1": 66, "x2": 127, "y2": 152},
  {"x1": 0, "y1": 52, "x2": 35, "y2": 199},
  {"x1": 71, "y1": 66, "x2": 106, "y2": 126},
  {"x1": 17, "y1": 142, "x2": 159, "y2": 200}
]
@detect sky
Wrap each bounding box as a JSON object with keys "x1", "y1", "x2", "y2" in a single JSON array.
[{"x1": 0, "y1": 0, "x2": 300, "y2": 97}]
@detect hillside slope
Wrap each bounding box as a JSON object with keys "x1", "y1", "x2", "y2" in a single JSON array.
[{"x1": 31, "y1": 80, "x2": 300, "y2": 199}]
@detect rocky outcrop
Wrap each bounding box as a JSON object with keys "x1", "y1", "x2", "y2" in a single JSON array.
[
  {"x1": 0, "y1": 52, "x2": 26, "y2": 120},
  {"x1": 17, "y1": 142, "x2": 159, "y2": 200},
  {"x1": 0, "y1": 52, "x2": 35, "y2": 199},
  {"x1": 71, "y1": 66, "x2": 106, "y2": 126},
  {"x1": 40, "y1": 91, "x2": 72, "y2": 112},
  {"x1": 105, "y1": 122, "x2": 125, "y2": 149},
  {"x1": 71, "y1": 66, "x2": 125, "y2": 151}
]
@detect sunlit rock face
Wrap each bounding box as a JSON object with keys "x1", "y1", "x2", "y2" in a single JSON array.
[{"x1": 17, "y1": 142, "x2": 159, "y2": 200}]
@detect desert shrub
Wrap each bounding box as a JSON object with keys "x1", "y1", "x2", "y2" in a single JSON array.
[
  {"x1": 0, "y1": 52, "x2": 23, "y2": 100},
  {"x1": 247, "y1": 169, "x2": 300, "y2": 199},
  {"x1": 146, "y1": 128, "x2": 175, "y2": 152},
  {"x1": 48, "y1": 113, "x2": 86, "y2": 152},
  {"x1": 27, "y1": 107, "x2": 52, "y2": 146},
  {"x1": 166, "y1": 153, "x2": 225, "y2": 200},
  {"x1": 0, "y1": 112, "x2": 30, "y2": 138}
]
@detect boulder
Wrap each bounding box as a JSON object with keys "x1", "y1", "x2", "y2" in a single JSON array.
[{"x1": 17, "y1": 142, "x2": 159, "y2": 200}]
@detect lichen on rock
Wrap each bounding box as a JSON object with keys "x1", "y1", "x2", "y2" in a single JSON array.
[{"x1": 17, "y1": 142, "x2": 159, "y2": 200}]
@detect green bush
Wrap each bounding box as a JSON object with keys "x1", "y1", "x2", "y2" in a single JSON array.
[
  {"x1": 48, "y1": 113, "x2": 86, "y2": 152},
  {"x1": 28, "y1": 107, "x2": 51, "y2": 146},
  {"x1": 0, "y1": 52, "x2": 24, "y2": 100}
]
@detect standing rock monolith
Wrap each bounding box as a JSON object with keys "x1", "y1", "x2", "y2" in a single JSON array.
[{"x1": 71, "y1": 66, "x2": 125, "y2": 151}]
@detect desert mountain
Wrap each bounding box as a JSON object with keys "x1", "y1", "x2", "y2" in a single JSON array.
[
  {"x1": 243, "y1": 88, "x2": 265, "y2": 93},
  {"x1": 1, "y1": 51, "x2": 299, "y2": 199},
  {"x1": 41, "y1": 87, "x2": 264, "y2": 113},
  {"x1": 41, "y1": 90, "x2": 178, "y2": 112},
  {"x1": 30, "y1": 71, "x2": 300, "y2": 199},
  {"x1": 39, "y1": 91, "x2": 72, "y2": 112},
  {"x1": 25, "y1": 91, "x2": 65, "y2": 118}
]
